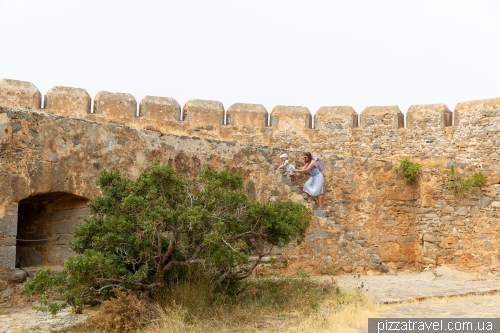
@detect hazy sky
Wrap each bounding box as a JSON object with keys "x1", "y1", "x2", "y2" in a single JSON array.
[{"x1": 1, "y1": 0, "x2": 500, "y2": 123}]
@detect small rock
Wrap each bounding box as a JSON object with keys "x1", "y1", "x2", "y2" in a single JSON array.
[
  {"x1": 0, "y1": 279, "x2": 8, "y2": 291},
  {"x1": 485, "y1": 124, "x2": 500, "y2": 132},
  {"x1": 1, "y1": 286, "x2": 14, "y2": 299},
  {"x1": 388, "y1": 270, "x2": 396, "y2": 276},
  {"x1": 379, "y1": 263, "x2": 389, "y2": 273},
  {"x1": 314, "y1": 210, "x2": 328, "y2": 217},
  {"x1": 13, "y1": 268, "x2": 27, "y2": 283}
]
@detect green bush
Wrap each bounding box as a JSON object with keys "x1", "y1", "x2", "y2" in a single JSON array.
[
  {"x1": 393, "y1": 157, "x2": 422, "y2": 182},
  {"x1": 25, "y1": 162, "x2": 310, "y2": 313},
  {"x1": 447, "y1": 165, "x2": 487, "y2": 198}
]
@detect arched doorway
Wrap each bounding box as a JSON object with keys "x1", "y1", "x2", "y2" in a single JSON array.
[{"x1": 16, "y1": 192, "x2": 89, "y2": 269}]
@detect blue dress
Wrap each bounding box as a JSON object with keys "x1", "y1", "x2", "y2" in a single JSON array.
[{"x1": 303, "y1": 164, "x2": 324, "y2": 196}]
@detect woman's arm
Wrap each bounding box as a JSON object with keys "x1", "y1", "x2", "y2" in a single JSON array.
[{"x1": 293, "y1": 161, "x2": 316, "y2": 173}]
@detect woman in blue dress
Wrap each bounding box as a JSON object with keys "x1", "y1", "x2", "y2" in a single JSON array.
[{"x1": 293, "y1": 152, "x2": 324, "y2": 208}]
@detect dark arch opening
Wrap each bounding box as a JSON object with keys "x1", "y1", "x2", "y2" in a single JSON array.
[{"x1": 16, "y1": 192, "x2": 89, "y2": 270}]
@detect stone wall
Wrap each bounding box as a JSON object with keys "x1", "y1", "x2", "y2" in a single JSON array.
[
  {"x1": 1, "y1": 78, "x2": 500, "y2": 274},
  {"x1": 1, "y1": 79, "x2": 499, "y2": 165},
  {"x1": 0, "y1": 106, "x2": 305, "y2": 269}
]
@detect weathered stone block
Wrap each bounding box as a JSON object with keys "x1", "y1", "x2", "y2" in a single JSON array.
[
  {"x1": 139, "y1": 96, "x2": 181, "y2": 128},
  {"x1": 16, "y1": 247, "x2": 44, "y2": 267},
  {"x1": 226, "y1": 103, "x2": 268, "y2": 129},
  {"x1": 314, "y1": 106, "x2": 358, "y2": 130},
  {"x1": 455, "y1": 207, "x2": 469, "y2": 216},
  {"x1": 455, "y1": 97, "x2": 500, "y2": 124},
  {"x1": 306, "y1": 231, "x2": 317, "y2": 241},
  {"x1": 314, "y1": 210, "x2": 328, "y2": 217},
  {"x1": 37, "y1": 207, "x2": 88, "y2": 223},
  {"x1": 423, "y1": 234, "x2": 443, "y2": 243},
  {"x1": 344, "y1": 232, "x2": 355, "y2": 241},
  {"x1": 0, "y1": 237, "x2": 15, "y2": 246},
  {"x1": 310, "y1": 243, "x2": 322, "y2": 252},
  {"x1": 0, "y1": 79, "x2": 41, "y2": 109},
  {"x1": 44, "y1": 86, "x2": 91, "y2": 118},
  {"x1": 270, "y1": 105, "x2": 312, "y2": 129},
  {"x1": 0, "y1": 247, "x2": 16, "y2": 269},
  {"x1": 406, "y1": 104, "x2": 452, "y2": 128},
  {"x1": 0, "y1": 268, "x2": 26, "y2": 283},
  {"x1": 93, "y1": 91, "x2": 137, "y2": 125},
  {"x1": 45, "y1": 245, "x2": 75, "y2": 263},
  {"x1": 485, "y1": 124, "x2": 500, "y2": 132},
  {"x1": 315, "y1": 229, "x2": 329, "y2": 238},
  {"x1": 0, "y1": 214, "x2": 17, "y2": 236},
  {"x1": 183, "y1": 99, "x2": 224, "y2": 128},
  {"x1": 360, "y1": 106, "x2": 403, "y2": 129},
  {"x1": 42, "y1": 220, "x2": 79, "y2": 234}
]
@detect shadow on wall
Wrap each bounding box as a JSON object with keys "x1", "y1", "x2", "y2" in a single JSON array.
[{"x1": 16, "y1": 192, "x2": 89, "y2": 268}]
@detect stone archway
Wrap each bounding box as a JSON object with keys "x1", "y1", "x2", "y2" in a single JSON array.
[{"x1": 16, "y1": 192, "x2": 89, "y2": 269}]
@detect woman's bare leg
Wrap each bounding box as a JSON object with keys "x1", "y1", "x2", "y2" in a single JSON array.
[{"x1": 318, "y1": 194, "x2": 323, "y2": 208}]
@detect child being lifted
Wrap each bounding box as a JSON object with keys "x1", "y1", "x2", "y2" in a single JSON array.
[{"x1": 277, "y1": 153, "x2": 296, "y2": 185}]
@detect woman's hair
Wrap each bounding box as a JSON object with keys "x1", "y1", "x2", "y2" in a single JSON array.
[{"x1": 304, "y1": 152, "x2": 313, "y2": 163}]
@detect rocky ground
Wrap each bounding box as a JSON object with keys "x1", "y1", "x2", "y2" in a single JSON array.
[
  {"x1": 336, "y1": 265, "x2": 500, "y2": 304},
  {"x1": 337, "y1": 266, "x2": 500, "y2": 333},
  {"x1": 0, "y1": 306, "x2": 88, "y2": 333}
]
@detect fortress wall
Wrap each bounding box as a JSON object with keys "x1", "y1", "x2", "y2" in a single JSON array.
[
  {"x1": 1, "y1": 106, "x2": 500, "y2": 273},
  {"x1": 1, "y1": 79, "x2": 500, "y2": 165}
]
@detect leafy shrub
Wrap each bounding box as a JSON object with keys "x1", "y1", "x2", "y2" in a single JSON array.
[
  {"x1": 393, "y1": 157, "x2": 422, "y2": 182},
  {"x1": 447, "y1": 165, "x2": 487, "y2": 198},
  {"x1": 25, "y1": 162, "x2": 310, "y2": 313}
]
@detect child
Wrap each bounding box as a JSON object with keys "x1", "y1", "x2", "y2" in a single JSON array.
[{"x1": 277, "y1": 153, "x2": 295, "y2": 185}]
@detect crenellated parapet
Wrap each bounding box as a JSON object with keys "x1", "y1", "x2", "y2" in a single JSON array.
[
  {"x1": 225, "y1": 103, "x2": 269, "y2": 143},
  {"x1": 314, "y1": 106, "x2": 358, "y2": 130},
  {"x1": 270, "y1": 105, "x2": 312, "y2": 130},
  {"x1": 360, "y1": 106, "x2": 404, "y2": 129},
  {"x1": 0, "y1": 79, "x2": 41, "y2": 109},
  {"x1": 226, "y1": 103, "x2": 268, "y2": 129},
  {"x1": 183, "y1": 99, "x2": 224, "y2": 128},
  {"x1": 406, "y1": 104, "x2": 452, "y2": 129},
  {"x1": 91, "y1": 91, "x2": 137, "y2": 125},
  {"x1": 454, "y1": 97, "x2": 500, "y2": 126},
  {"x1": 1, "y1": 78, "x2": 500, "y2": 164},
  {"x1": 138, "y1": 96, "x2": 181, "y2": 132},
  {"x1": 44, "y1": 86, "x2": 91, "y2": 118},
  {"x1": 269, "y1": 106, "x2": 314, "y2": 146}
]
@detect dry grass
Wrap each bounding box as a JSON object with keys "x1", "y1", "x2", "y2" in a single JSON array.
[
  {"x1": 44, "y1": 272, "x2": 495, "y2": 333},
  {"x1": 151, "y1": 288, "x2": 382, "y2": 333},
  {"x1": 60, "y1": 272, "x2": 381, "y2": 333},
  {"x1": 142, "y1": 273, "x2": 380, "y2": 333},
  {"x1": 88, "y1": 289, "x2": 157, "y2": 333}
]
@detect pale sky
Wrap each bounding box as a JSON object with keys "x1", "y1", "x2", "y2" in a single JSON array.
[{"x1": 1, "y1": 0, "x2": 500, "y2": 125}]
